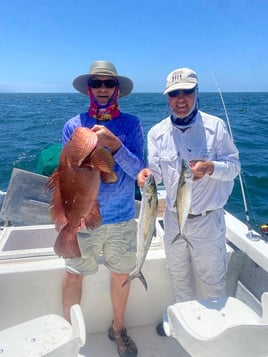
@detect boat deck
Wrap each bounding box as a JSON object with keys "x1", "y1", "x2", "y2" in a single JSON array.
[
  {"x1": 77, "y1": 281, "x2": 261, "y2": 357},
  {"x1": 79, "y1": 324, "x2": 189, "y2": 357}
]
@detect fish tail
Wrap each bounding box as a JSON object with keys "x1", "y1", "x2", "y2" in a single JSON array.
[
  {"x1": 139, "y1": 271, "x2": 148, "y2": 290},
  {"x1": 121, "y1": 271, "x2": 148, "y2": 291},
  {"x1": 182, "y1": 235, "x2": 193, "y2": 249},
  {"x1": 54, "y1": 229, "x2": 81, "y2": 258},
  {"x1": 172, "y1": 233, "x2": 180, "y2": 244},
  {"x1": 172, "y1": 234, "x2": 193, "y2": 249}
]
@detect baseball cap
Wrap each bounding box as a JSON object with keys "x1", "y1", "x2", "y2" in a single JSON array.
[{"x1": 163, "y1": 67, "x2": 198, "y2": 95}]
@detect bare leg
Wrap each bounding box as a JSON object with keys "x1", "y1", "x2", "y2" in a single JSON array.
[
  {"x1": 110, "y1": 271, "x2": 130, "y2": 331},
  {"x1": 62, "y1": 271, "x2": 84, "y2": 322}
]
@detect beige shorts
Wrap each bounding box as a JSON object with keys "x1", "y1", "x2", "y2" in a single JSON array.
[{"x1": 65, "y1": 219, "x2": 137, "y2": 275}]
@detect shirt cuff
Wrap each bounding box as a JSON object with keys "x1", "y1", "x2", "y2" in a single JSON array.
[{"x1": 210, "y1": 161, "x2": 226, "y2": 179}]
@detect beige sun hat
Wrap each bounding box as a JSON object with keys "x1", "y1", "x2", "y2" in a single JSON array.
[
  {"x1": 73, "y1": 61, "x2": 133, "y2": 98},
  {"x1": 163, "y1": 67, "x2": 198, "y2": 95}
]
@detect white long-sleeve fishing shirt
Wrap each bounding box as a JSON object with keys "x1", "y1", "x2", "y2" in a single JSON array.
[{"x1": 147, "y1": 111, "x2": 241, "y2": 215}]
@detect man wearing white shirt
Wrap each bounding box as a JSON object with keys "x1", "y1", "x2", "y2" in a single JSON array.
[{"x1": 137, "y1": 67, "x2": 240, "y2": 336}]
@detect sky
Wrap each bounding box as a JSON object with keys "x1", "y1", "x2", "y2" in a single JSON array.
[{"x1": 1, "y1": 0, "x2": 268, "y2": 93}]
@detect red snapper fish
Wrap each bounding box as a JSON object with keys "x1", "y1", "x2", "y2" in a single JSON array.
[{"x1": 47, "y1": 127, "x2": 117, "y2": 258}]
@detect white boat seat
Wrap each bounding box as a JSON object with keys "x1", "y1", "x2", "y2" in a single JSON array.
[
  {"x1": 0, "y1": 304, "x2": 86, "y2": 357},
  {"x1": 165, "y1": 292, "x2": 268, "y2": 357}
]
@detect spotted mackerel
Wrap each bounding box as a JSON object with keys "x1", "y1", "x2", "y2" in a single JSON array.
[{"x1": 122, "y1": 174, "x2": 158, "y2": 290}]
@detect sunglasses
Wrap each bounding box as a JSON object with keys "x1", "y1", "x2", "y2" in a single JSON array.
[
  {"x1": 168, "y1": 88, "x2": 195, "y2": 97},
  {"x1": 88, "y1": 79, "x2": 118, "y2": 89}
]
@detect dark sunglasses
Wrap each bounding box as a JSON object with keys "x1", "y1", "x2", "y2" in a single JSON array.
[
  {"x1": 168, "y1": 88, "x2": 196, "y2": 97},
  {"x1": 88, "y1": 79, "x2": 118, "y2": 89}
]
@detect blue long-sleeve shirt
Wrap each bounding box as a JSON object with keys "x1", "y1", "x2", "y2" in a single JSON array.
[{"x1": 62, "y1": 112, "x2": 145, "y2": 224}]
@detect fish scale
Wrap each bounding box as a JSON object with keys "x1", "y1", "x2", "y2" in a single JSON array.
[
  {"x1": 47, "y1": 127, "x2": 117, "y2": 258},
  {"x1": 122, "y1": 174, "x2": 158, "y2": 290},
  {"x1": 172, "y1": 159, "x2": 193, "y2": 247}
]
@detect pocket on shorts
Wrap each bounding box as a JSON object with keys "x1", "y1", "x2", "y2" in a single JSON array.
[
  {"x1": 121, "y1": 219, "x2": 137, "y2": 254},
  {"x1": 104, "y1": 220, "x2": 137, "y2": 273},
  {"x1": 104, "y1": 219, "x2": 137, "y2": 257}
]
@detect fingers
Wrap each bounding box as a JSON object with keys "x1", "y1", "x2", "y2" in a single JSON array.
[
  {"x1": 91, "y1": 124, "x2": 103, "y2": 132},
  {"x1": 137, "y1": 168, "x2": 152, "y2": 188},
  {"x1": 79, "y1": 218, "x2": 86, "y2": 231},
  {"x1": 190, "y1": 160, "x2": 214, "y2": 179},
  {"x1": 91, "y1": 125, "x2": 121, "y2": 153},
  {"x1": 55, "y1": 217, "x2": 68, "y2": 232}
]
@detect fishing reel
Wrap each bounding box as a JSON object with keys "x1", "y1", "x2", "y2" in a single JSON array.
[{"x1": 260, "y1": 224, "x2": 268, "y2": 243}]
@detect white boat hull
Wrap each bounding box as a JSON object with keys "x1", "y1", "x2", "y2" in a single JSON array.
[
  {"x1": 0, "y1": 169, "x2": 267, "y2": 356},
  {"x1": 0, "y1": 220, "x2": 174, "y2": 333}
]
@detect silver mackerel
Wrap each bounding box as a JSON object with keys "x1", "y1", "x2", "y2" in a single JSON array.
[
  {"x1": 122, "y1": 174, "x2": 158, "y2": 290},
  {"x1": 172, "y1": 159, "x2": 193, "y2": 246}
]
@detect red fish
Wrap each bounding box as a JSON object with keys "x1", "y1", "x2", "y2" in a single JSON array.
[{"x1": 47, "y1": 127, "x2": 117, "y2": 258}]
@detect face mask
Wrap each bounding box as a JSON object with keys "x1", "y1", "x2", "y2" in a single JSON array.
[{"x1": 170, "y1": 87, "x2": 199, "y2": 127}]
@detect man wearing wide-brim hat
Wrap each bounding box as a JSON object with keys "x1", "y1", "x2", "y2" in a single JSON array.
[
  {"x1": 59, "y1": 61, "x2": 144, "y2": 357},
  {"x1": 73, "y1": 61, "x2": 133, "y2": 98}
]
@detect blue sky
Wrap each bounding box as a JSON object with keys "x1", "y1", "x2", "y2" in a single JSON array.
[{"x1": 1, "y1": 0, "x2": 268, "y2": 93}]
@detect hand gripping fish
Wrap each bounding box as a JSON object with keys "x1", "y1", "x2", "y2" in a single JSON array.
[
  {"x1": 47, "y1": 127, "x2": 117, "y2": 259},
  {"x1": 172, "y1": 159, "x2": 193, "y2": 247},
  {"x1": 122, "y1": 174, "x2": 158, "y2": 290}
]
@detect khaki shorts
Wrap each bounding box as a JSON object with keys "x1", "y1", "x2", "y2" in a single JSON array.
[{"x1": 65, "y1": 219, "x2": 137, "y2": 275}]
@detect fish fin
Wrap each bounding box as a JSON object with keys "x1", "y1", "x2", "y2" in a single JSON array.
[
  {"x1": 100, "y1": 171, "x2": 118, "y2": 183},
  {"x1": 84, "y1": 148, "x2": 117, "y2": 183},
  {"x1": 48, "y1": 170, "x2": 67, "y2": 225},
  {"x1": 90, "y1": 148, "x2": 116, "y2": 172},
  {"x1": 47, "y1": 168, "x2": 60, "y2": 191},
  {"x1": 171, "y1": 233, "x2": 180, "y2": 244},
  {"x1": 84, "y1": 203, "x2": 102, "y2": 230},
  {"x1": 50, "y1": 191, "x2": 65, "y2": 223},
  {"x1": 121, "y1": 275, "x2": 132, "y2": 288},
  {"x1": 172, "y1": 233, "x2": 193, "y2": 248},
  {"x1": 54, "y1": 227, "x2": 81, "y2": 258},
  {"x1": 49, "y1": 205, "x2": 56, "y2": 223},
  {"x1": 183, "y1": 236, "x2": 193, "y2": 249},
  {"x1": 90, "y1": 148, "x2": 118, "y2": 183},
  {"x1": 139, "y1": 271, "x2": 148, "y2": 290},
  {"x1": 121, "y1": 271, "x2": 148, "y2": 291}
]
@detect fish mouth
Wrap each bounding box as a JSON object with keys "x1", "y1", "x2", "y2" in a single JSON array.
[
  {"x1": 80, "y1": 152, "x2": 93, "y2": 167},
  {"x1": 71, "y1": 153, "x2": 92, "y2": 167}
]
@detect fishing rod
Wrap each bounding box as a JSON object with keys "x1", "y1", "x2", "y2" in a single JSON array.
[{"x1": 211, "y1": 74, "x2": 260, "y2": 241}]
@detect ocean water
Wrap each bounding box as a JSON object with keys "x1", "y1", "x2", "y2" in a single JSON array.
[{"x1": 0, "y1": 92, "x2": 267, "y2": 233}]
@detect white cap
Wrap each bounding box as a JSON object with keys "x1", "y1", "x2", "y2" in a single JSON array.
[{"x1": 163, "y1": 67, "x2": 198, "y2": 95}]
